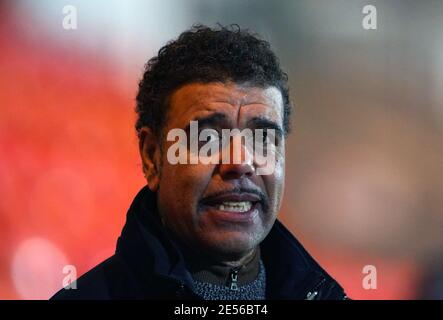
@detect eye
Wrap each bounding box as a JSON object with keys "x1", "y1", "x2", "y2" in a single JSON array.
[
  {"x1": 254, "y1": 129, "x2": 268, "y2": 145},
  {"x1": 262, "y1": 130, "x2": 269, "y2": 144},
  {"x1": 254, "y1": 129, "x2": 277, "y2": 156},
  {"x1": 206, "y1": 131, "x2": 218, "y2": 142},
  {"x1": 202, "y1": 130, "x2": 219, "y2": 142},
  {"x1": 198, "y1": 129, "x2": 221, "y2": 148}
]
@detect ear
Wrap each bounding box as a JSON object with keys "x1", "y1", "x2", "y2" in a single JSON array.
[{"x1": 139, "y1": 127, "x2": 161, "y2": 192}]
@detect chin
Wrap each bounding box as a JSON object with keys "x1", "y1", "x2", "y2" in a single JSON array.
[{"x1": 201, "y1": 232, "x2": 261, "y2": 258}]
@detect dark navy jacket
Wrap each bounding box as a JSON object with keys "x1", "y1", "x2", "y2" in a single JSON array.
[{"x1": 51, "y1": 186, "x2": 347, "y2": 300}]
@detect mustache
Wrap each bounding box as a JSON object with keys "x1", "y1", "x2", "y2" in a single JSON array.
[{"x1": 200, "y1": 187, "x2": 269, "y2": 211}]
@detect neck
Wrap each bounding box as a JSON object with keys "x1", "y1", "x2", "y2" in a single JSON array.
[
  {"x1": 162, "y1": 225, "x2": 261, "y2": 285},
  {"x1": 211, "y1": 247, "x2": 258, "y2": 268},
  {"x1": 181, "y1": 245, "x2": 261, "y2": 286}
]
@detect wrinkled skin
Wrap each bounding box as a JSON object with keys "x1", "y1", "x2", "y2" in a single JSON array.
[{"x1": 139, "y1": 82, "x2": 285, "y2": 266}]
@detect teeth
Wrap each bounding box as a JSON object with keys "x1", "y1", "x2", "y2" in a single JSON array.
[{"x1": 217, "y1": 201, "x2": 252, "y2": 213}]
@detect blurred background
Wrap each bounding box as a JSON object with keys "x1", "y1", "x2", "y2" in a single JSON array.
[{"x1": 0, "y1": 0, "x2": 442, "y2": 299}]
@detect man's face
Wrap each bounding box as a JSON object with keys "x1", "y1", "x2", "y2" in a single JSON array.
[{"x1": 148, "y1": 82, "x2": 285, "y2": 260}]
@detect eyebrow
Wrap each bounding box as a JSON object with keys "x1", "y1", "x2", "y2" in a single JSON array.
[
  {"x1": 246, "y1": 117, "x2": 284, "y2": 137},
  {"x1": 184, "y1": 113, "x2": 228, "y2": 132},
  {"x1": 183, "y1": 113, "x2": 284, "y2": 137}
]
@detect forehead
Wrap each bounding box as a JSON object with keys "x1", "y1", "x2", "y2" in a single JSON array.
[{"x1": 166, "y1": 82, "x2": 284, "y2": 126}]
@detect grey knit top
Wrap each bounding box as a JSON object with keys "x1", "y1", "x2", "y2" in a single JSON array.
[{"x1": 191, "y1": 259, "x2": 266, "y2": 300}]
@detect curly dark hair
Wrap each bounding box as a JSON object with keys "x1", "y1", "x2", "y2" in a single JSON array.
[{"x1": 135, "y1": 24, "x2": 292, "y2": 139}]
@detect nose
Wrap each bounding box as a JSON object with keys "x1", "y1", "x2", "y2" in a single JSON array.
[{"x1": 218, "y1": 135, "x2": 254, "y2": 179}]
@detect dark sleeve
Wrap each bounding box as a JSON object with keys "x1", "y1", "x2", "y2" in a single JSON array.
[{"x1": 50, "y1": 257, "x2": 114, "y2": 300}]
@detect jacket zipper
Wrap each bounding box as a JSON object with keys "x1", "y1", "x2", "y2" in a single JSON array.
[{"x1": 227, "y1": 267, "x2": 241, "y2": 291}]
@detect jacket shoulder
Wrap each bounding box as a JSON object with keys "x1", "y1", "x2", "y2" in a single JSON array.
[{"x1": 50, "y1": 255, "x2": 128, "y2": 300}]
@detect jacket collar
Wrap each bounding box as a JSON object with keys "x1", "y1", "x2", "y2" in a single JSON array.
[{"x1": 116, "y1": 186, "x2": 343, "y2": 299}]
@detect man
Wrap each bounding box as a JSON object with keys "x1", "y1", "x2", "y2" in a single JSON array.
[{"x1": 52, "y1": 25, "x2": 347, "y2": 300}]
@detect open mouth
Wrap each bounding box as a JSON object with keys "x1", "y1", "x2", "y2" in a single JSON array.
[
  {"x1": 215, "y1": 201, "x2": 253, "y2": 213},
  {"x1": 200, "y1": 191, "x2": 264, "y2": 223}
]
